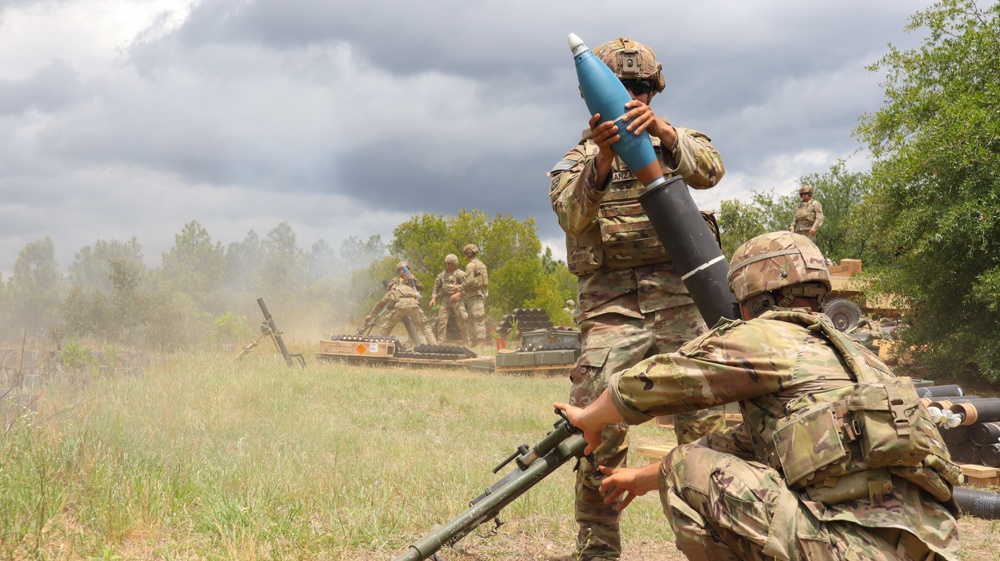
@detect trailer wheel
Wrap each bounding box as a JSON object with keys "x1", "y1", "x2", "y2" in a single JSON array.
[{"x1": 823, "y1": 298, "x2": 863, "y2": 332}]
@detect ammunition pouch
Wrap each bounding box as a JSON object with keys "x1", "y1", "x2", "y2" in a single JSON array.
[{"x1": 765, "y1": 310, "x2": 962, "y2": 506}]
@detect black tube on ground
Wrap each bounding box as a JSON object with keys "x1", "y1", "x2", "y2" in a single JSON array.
[
  {"x1": 951, "y1": 398, "x2": 1000, "y2": 426},
  {"x1": 940, "y1": 425, "x2": 972, "y2": 446},
  {"x1": 638, "y1": 176, "x2": 738, "y2": 328},
  {"x1": 980, "y1": 443, "x2": 1000, "y2": 468},
  {"x1": 971, "y1": 422, "x2": 1000, "y2": 447},
  {"x1": 955, "y1": 443, "x2": 982, "y2": 465},
  {"x1": 953, "y1": 487, "x2": 1000, "y2": 520},
  {"x1": 917, "y1": 385, "x2": 964, "y2": 399}
]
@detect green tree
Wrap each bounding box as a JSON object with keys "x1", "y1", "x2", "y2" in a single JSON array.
[
  {"x1": 0, "y1": 238, "x2": 65, "y2": 338},
  {"x1": 853, "y1": 0, "x2": 1000, "y2": 380},
  {"x1": 157, "y1": 221, "x2": 225, "y2": 313},
  {"x1": 68, "y1": 237, "x2": 144, "y2": 293}
]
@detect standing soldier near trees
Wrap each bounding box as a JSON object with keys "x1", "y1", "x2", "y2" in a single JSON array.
[
  {"x1": 430, "y1": 254, "x2": 470, "y2": 346},
  {"x1": 451, "y1": 244, "x2": 488, "y2": 346},
  {"x1": 548, "y1": 36, "x2": 727, "y2": 561},
  {"x1": 790, "y1": 184, "x2": 824, "y2": 243}
]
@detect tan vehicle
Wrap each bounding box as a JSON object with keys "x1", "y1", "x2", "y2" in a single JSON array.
[{"x1": 822, "y1": 259, "x2": 903, "y2": 332}]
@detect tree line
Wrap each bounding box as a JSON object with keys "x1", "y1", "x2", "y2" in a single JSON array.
[{"x1": 0, "y1": 211, "x2": 577, "y2": 352}]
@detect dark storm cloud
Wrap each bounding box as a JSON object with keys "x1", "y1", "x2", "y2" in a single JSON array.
[{"x1": 0, "y1": 0, "x2": 942, "y2": 273}]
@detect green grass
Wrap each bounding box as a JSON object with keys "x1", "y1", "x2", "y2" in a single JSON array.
[{"x1": 0, "y1": 352, "x2": 675, "y2": 560}]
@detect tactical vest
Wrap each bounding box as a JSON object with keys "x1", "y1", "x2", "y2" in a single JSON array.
[
  {"x1": 753, "y1": 310, "x2": 962, "y2": 506},
  {"x1": 566, "y1": 142, "x2": 673, "y2": 275},
  {"x1": 793, "y1": 200, "x2": 818, "y2": 231}
]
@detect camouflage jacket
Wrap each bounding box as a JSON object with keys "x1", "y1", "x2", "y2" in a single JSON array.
[
  {"x1": 461, "y1": 258, "x2": 488, "y2": 298},
  {"x1": 371, "y1": 283, "x2": 420, "y2": 315},
  {"x1": 791, "y1": 198, "x2": 824, "y2": 231},
  {"x1": 608, "y1": 309, "x2": 960, "y2": 560},
  {"x1": 548, "y1": 123, "x2": 724, "y2": 321},
  {"x1": 433, "y1": 268, "x2": 466, "y2": 303},
  {"x1": 390, "y1": 275, "x2": 425, "y2": 292}
]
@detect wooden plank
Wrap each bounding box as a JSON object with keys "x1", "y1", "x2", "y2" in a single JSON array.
[
  {"x1": 635, "y1": 444, "x2": 673, "y2": 464},
  {"x1": 961, "y1": 464, "x2": 999, "y2": 488}
]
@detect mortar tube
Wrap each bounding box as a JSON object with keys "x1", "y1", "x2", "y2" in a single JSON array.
[
  {"x1": 638, "y1": 176, "x2": 738, "y2": 327},
  {"x1": 953, "y1": 487, "x2": 1000, "y2": 520},
  {"x1": 950, "y1": 398, "x2": 1000, "y2": 426}
]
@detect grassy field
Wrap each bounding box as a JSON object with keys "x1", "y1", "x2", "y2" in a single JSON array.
[{"x1": 1, "y1": 350, "x2": 996, "y2": 560}]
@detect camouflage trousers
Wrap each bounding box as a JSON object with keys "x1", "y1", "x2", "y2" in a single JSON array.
[
  {"x1": 793, "y1": 227, "x2": 817, "y2": 244},
  {"x1": 435, "y1": 302, "x2": 469, "y2": 344},
  {"x1": 569, "y1": 305, "x2": 726, "y2": 560},
  {"x1": 660, "y1": 443, "x2": 935, "y2": 561},
  {"x1": 381, "y1": 305, "x2": 437, "y2": 346},
  {"x1": 465, "y1": 295, "x2": 487, "y2": 343}
]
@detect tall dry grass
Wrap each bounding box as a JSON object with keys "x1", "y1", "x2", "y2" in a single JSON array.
[{"x1": 0, "y1": 352, "x2": 675, "y2": 560}]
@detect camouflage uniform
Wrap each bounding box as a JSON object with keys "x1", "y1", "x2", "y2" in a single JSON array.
[
  {"x1": 369, "y1": 282, "x2": 437, "y2": 345},
  {"x1": 460, "y1": 254, "x2": 489, "y2": 344},
  {"x1": 432, "y1": 266, "x2": 469, "y2": 344},
  {"x1": 608, "y1": 309, "x2": 961, "y2": 561},
  {"x1": 549, "y1": 122, "x2": 727, "y2": 558},
  {"x1": 792, "y1": 198, "x2": 824, "y2": 243}
]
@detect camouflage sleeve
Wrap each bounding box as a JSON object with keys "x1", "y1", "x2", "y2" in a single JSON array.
[
  {"x1": 432, "y1": 273, "x2": 444, "y2": 300},
  {"x1": 811, "y1": 200, "x2": 824, "y2": 229},
  {"x1": 607, "y1": 320, "x2": 803, "y2": 425},
  {"x1": 662, "y1": 126, "x2": 725, "y2": 190},
  {"x1": 548, "y1": 142, "x2": 607, "y2": 235},
  {"x1": 412, "y1": 277, "x2": 426, "y2": 292},
  {"x1": 370, "y1": 291, "x2": 393, "y2": 316}
]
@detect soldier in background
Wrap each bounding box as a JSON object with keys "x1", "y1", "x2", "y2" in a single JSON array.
[
  {"x1": 430, "y1": 254, "x2": 470, "y2": 346},
  {"x1": 790, "y1": 184, "x2": 824, "y2": 243},
  {"x1": 548, "y1": 36, "x2": 727, "y2": 561},
  {"x1": 557, "y1": 231, "x2": 961, "y2": 561},
  {"x1": 451, "y1": 244, "x2": 488, "y2": 346},
  {"x1": 366, "y1": 276, "x2": 437, "y2": 346}
]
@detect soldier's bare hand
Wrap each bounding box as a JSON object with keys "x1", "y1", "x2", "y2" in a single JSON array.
[
  {"x1": 429, "y1": 297, "x2": 436, "y2": 306},
  {"x1": 622, "y1": 99, "x2": 665, "y2": 137},
  {"x1": 449, "y1": 293, "x2": 462, "y2": 302},
  {"x1": 598, "y1": 464, "x2": 659, "y2": 511},
  {"x1": 554, "y1": 402, "x2": 604, "y2": 456}
]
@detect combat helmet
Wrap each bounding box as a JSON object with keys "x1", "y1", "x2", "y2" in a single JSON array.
[
  {"x1": 396, "y1": 261, "x2": 408, "y2": 271},
  {"x1": 463, "y1": 244, "x2": 479, "y2": 256},
  {"x1": 593, "y1": 37, "x2": 665, "y2": 94},
  {"x1": 727, "y1": 232, "x2": 830, "y2": 315},
  {"x1": 799, "y1": 184, "x2": 813, "y2": 195},
  {"x1": 445, "y1": 254, "x2": 459, "y2": 265}
]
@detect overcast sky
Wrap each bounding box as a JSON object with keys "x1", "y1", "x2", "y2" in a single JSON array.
[{"x1": 0, "y1": 0, "x2": 938, "y2": 275}]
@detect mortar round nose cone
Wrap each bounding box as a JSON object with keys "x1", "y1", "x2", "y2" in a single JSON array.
[{"x1": 568, "y1": 33, "x2": 584, "y2": 51}]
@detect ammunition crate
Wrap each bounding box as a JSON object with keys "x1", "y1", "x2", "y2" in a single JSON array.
[
  {"x1": 317, "y1": 339, "x2": 395, "y2": 358},
  {"x1": 495, "y1": 352, "x2": 537, "y2": 367},
  {"x1": 533, "y1": 350, "x2": 576, "y2": 366},
  {"x1": 521, "y1": 329, "x2": 551, "y2": 346},
  {"x1": 549, "y1": 329, "x2": 581, "y2": 344}
]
